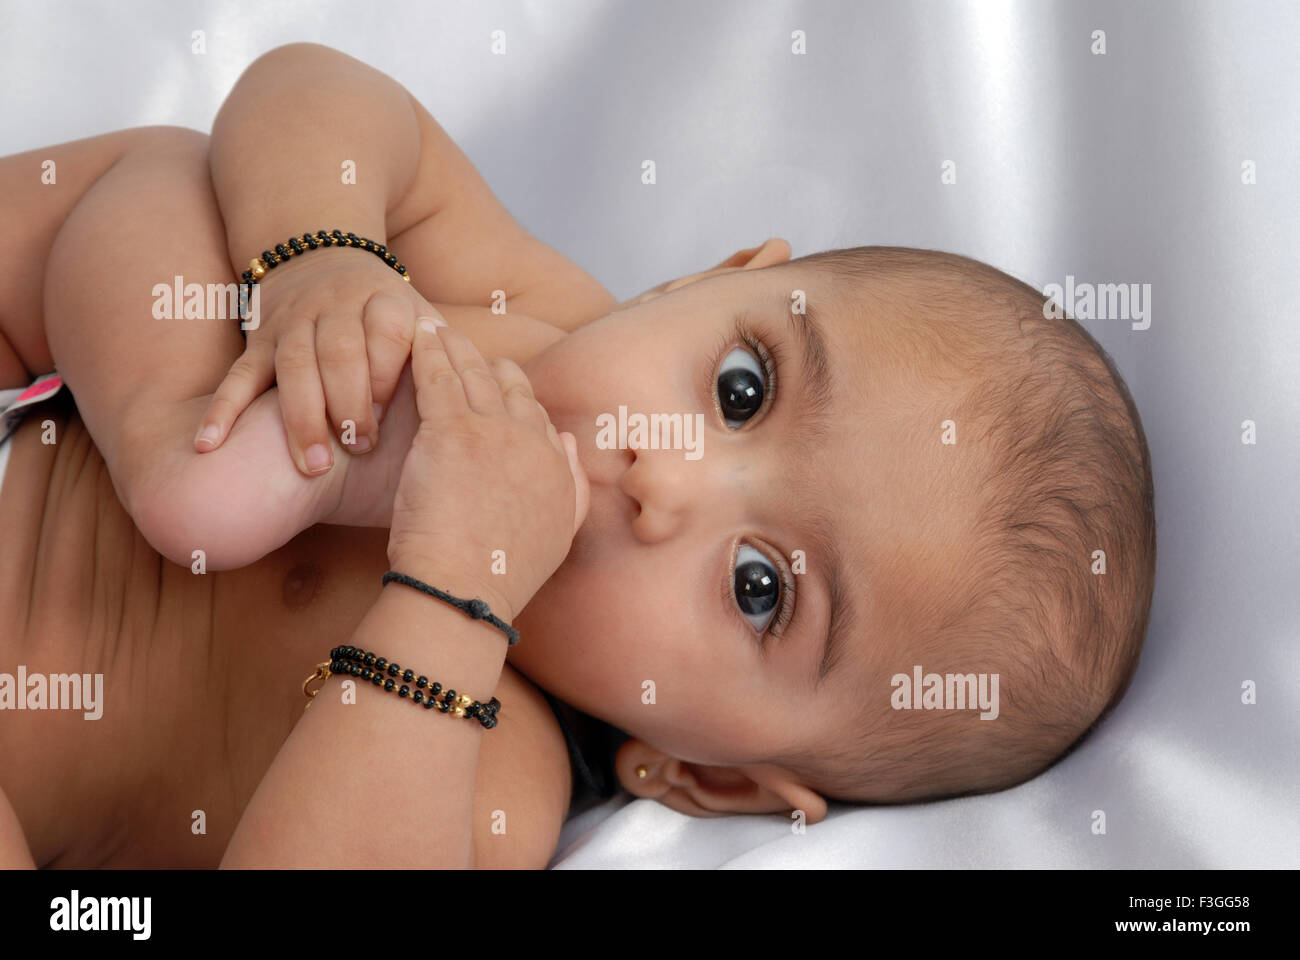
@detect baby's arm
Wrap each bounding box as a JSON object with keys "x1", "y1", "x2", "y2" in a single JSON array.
[
  {"x1": 201, "y1": 42, "x2": 616, "y2": 465},
  {"x1": 210, "y1": 43, "x2": 616, "y2": 334},
  {"x1": 30, "y1": 49, "x2": 415, "y2": 561},
  {"x1": 45, "y1": 43, "x2": 614, "y2": 569},
  {"x1": 38, "y1": 132, "x2": 559, "y2": 568},
  {"x1": 38, "y1": 127, "x2": 352, "y2": 569},
  {"x1": 196, "y1": 42, "x2": 616, "y2": 540},
  {"x1": 42, "y1": 41, "x2": 433, "y2": 550}
]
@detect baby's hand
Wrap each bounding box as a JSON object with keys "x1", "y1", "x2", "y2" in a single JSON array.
[
  {"x1": 388, "y1": 316, "x2": 589, "y2": 622},
  {"x1": 193, "y1": 244, "x2": 433, "y2": 477}
]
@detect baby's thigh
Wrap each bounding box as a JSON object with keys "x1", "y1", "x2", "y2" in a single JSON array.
[
  {"x1": 0, "y1": 126, "x2": 182, "y2": 386},
  {"x1": 42, "y1": 128, "x2": 243, "y2": 491}
]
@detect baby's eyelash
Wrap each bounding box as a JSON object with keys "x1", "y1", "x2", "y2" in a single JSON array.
[
  {"x1": 722, "y1": 539, "x2": 798, "y2": 649},
  {"x1": 762, "y1": 555, "x2": 797, "y2": 646},
  {"x1": 706, "y1": 318, "x2": 794, "y2": 646},
  {"x1": 704, "y1": 315, "x2": 781, "y2": 421}
]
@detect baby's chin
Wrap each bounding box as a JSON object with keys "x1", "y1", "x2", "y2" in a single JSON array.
[{"x1": 510, "y1": 561, "x2": 606, "y2": 703}]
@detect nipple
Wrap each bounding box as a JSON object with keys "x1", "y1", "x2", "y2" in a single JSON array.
[{"x1": 281, "y1": 561, "x2": 324, "y2": 610}]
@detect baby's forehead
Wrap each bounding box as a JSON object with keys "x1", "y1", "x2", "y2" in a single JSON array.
[
  {"x1": 716, "y1": 265, "x2": 872, "y2": 367},
  {"x1": 756, "y1": 266, "x2": 994, "y2": 678},
  {"x1": 750, "y1": 263, "x2": 913, "y2": 346}
]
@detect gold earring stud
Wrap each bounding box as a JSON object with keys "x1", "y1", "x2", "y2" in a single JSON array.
[{"x1": 635, "y1": 765, "x2": 648, "y2": 779}]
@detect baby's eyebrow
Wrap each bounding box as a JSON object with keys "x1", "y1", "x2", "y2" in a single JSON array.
[
  {"x1": 780, "y1": 297, "x2": 834, "y2": 445},
  {"x1": 767, "y1": 296, "x2": 853, "y2": 690},
  {"x1": 804, "y1": 502, "x2": 855, "y2": 692}
]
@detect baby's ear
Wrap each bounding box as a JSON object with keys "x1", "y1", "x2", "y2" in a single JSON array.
[
  {"x1": 616, "y1": 238, "x2": 794, "y2": 310},
  {"x1": 712, "y1": 237, "x2": 792, "y2": 271},
  {"x1": 614, "y1": 737, "x2": 829, "y2": 822}
]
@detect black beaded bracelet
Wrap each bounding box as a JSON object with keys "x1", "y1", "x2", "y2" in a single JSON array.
[
  {"x1": 237, "y1": 229, "x2": 412, "y2": 329},
  {"x1": 381, "y1": 571, "x2": 520, "y2": 646},
  {"x1": 302, "y1": 645, "x2": 502, "y2": 729}
]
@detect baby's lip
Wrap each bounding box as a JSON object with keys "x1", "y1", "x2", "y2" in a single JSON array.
[
  {"x1": 578, "y1": 433, "x2": 632, "y2": 490},
  {"x1": 549, "y1": 408, "x2": 629, "y2": 489},
  {"x1": 569, "y1": 448, "x2": 639, "y2": 558}
]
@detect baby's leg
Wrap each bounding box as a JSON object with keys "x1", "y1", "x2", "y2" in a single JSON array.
[
  {"x1": 0, "y1": 127, "x2": 173, "y2": 388},
  {"x1": 41, "y1": 129, "x2": 237, "y2": 486},
  {"x1": 40, "y1": 129, "x2": 348, "y2": 568}
]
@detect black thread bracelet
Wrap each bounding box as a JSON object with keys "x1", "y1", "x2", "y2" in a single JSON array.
[
  {"x1": 381, "y1": 571, "x2": 520, "y2": 646},
  {"x1": 237, "y1": 229, "x2": 412, "y2": 329},
  {"x1": 303, "y1": 645, "x2": 502, "y2": 729}
]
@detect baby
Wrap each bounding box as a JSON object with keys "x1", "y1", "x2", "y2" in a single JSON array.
[
  {"x1": 517, "y1": 244, "x2": 1157, "y2": 808},
  {"x1": 0, "y1": 43, "x2": 1154, "y2": 866}
]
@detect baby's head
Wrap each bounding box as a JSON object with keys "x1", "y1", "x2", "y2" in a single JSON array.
[{"x1": 514, "y1": 243, "x2": 1155, "y2": 820}]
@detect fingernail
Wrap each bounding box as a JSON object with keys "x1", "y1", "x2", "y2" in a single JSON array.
[
  {"x1": 195, "y1": 423, "x2": 220, "y2": 448},
  {"x1": 372, "y1": 402, "x2": 384, "y2": 423},
  {"x1": 418, "y1": 315, "x2": 447, "y2": 333},
  {"x1": 305, "y1": 443, "x2": 331, "y2": 472},
  {"x1": 352, "y1": 435, "x2": 372, "y2": 453}
]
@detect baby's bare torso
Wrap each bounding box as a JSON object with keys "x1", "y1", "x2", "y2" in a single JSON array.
[{"x1": 0, "y1": 327, "x2": 573, "y2": 869}]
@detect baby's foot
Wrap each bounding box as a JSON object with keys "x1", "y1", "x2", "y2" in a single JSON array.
[
  {"x1": 322, "y1": 361, "x2": 420, "y2": 529},
  {"x1": 127, "y1": 389, "x2": 347, "y2": 569},
  {"x1": 128, "y1": 364, "x2": 418, "y2": 570}
]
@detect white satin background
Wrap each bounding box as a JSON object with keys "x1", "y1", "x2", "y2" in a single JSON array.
[{"x1": 3, "y1": 0, "x2": 1296, "y2": 868}]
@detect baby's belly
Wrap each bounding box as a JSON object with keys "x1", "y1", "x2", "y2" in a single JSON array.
[
  {"x1": 0, "y1": 399, "x2": 378, "y2": 866},
  {"x1": 0, "y1": 401, "x2": 214, "y2": 866},
  {"x1": 0, "y1": 401, "x2": 570, "y2": 867}
]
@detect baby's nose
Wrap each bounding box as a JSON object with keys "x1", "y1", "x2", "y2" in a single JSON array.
[{"x1": 620, "y1": 443, "x2": 736, "y2": 544}]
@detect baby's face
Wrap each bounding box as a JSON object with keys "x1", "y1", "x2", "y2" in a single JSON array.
[{"x1": 513, "y1": 266, "x2": 973, "y2": 784}]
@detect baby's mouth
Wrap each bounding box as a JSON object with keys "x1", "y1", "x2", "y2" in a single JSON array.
[{"x1": 545, "y1": 405, "x2": 616, "y2": 488}]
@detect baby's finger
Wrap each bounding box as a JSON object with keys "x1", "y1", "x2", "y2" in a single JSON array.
[
  {"x1": 543, "y1": 410, "x2": 563, "y2": 454},
  {"x1": 275, "y1": 324, "x2": 333, "y2": 476},
  {"x1": 489, "y1": 357, "x2": 544, "y2": 428},
  {"x1": 411, "y1": 315, "x2": 466, "y2": 423},
  {"x1": 562, "y1": 432, "x2": 590, "y2": 535},
  {"x1": 195, "y1": 339, "x2": 274, "y2": 451},
  {"x1": 362, "y1": 292, "x2": 414, "y2": 417},
  {"x1": 527, "y1": 397, "x2": 564, "y2": 454},
  {"x1": 316, "y1": 309, "x2": 377, "y2": 454},
  {"x1": 435, "y1": 321, "x2": 504, "y2": 415}
]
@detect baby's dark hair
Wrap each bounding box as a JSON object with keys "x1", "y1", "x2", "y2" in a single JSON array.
[{"x1": 768, "y1": 246, "x2": 1156, "y2": 804}]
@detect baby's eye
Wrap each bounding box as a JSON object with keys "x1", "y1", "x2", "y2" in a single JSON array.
[
  {"x1": 734, "y1": 544, "x2": 780, "y2": 631},
  {"x1": 716, "y1": 346, "x2": 765, "y2": 427}
]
